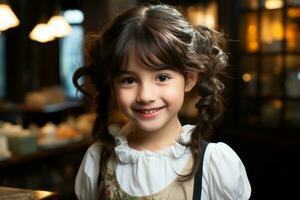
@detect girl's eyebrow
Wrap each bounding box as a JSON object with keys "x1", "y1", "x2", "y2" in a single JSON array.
[
  {"x1": 117, "y1": 70, "x2": 136, "y2": 76},
  {"x1": 117, "y1": 67, "x2": 174, "y2": 76}
]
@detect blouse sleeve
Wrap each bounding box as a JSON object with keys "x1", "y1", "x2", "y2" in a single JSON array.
[
  {"x1": 75, "y1": 143, "x2": 102, "y2": 200},
  {"x1": 202, "y1": 142, "x2": 251, "y2": 200}
]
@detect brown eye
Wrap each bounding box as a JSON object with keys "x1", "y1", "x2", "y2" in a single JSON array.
[
  {"x1": 120, "y1": 77, "x2": 136, "y2": 85},
  {"x1": 157, "y1": 74, "x2": 171, "y2": 82}
]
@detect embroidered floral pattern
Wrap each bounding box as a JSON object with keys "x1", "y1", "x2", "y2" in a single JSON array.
[{"x1": 103, "y1": 168, "x2": 154, "y2": 200}]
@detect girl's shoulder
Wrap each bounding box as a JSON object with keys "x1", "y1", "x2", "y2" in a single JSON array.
[
  {"x1": 202, "y1": 142, "x2": 251, "y2": 199},
  {"x1": 204, "y1": 142, "x2": 249, "y2": 177},
  {"x1": 87, "y1": 141, "x2": 102, "y2": 158},
  {"x1": 87, "y1": 141, "x2": 102, "y2": 153},
  {"x1": 205, "y1": 142, "x2": 242, "y2": 164},
  {"x1": 79, "y1": 142, "x2": 102, "y2": 174},
  {"x1": 75, "y1": 142, "x2": 102, "y2": 200}
]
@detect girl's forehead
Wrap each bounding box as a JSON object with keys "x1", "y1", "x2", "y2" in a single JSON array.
[{"x1": 121, "y1": 49, "x2": 163, "y2": 71}]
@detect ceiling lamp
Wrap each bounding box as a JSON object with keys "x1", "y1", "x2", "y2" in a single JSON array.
[
  {"x1": 47, "y1": 15, "x2": 72, "y2": 38},
  {"x1": 0, "y1": 2, "x2": 20, "y2": 31},
  {"x1": 29, "y1": 23, "x2": 55, "y2": 43}
]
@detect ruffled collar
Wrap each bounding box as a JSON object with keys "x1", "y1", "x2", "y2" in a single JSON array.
[{"x1": 114, "y1": 124, "x2": 195, "y2": 164}]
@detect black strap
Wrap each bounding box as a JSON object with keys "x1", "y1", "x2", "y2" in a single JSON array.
[{"x1": 193, "y1": 140, "x2": 208, "y2": 200}]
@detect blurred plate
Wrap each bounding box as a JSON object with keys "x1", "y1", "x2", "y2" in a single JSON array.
[
  {"x1": 37, "y1": 135, "x2": 84, "y2": 150},
  {"x1": 38, "y1": 138, "x2": 70, "y2": 150}
]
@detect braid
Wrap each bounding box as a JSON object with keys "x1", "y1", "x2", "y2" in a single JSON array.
[
  {"x1": 87, "y1": 69, "x2": 115, "y2": 199},
  {"x1": 73, "y1": 33, "x2": 116, "y2": 199},
  {"x1": 180, "y1": 26, "x2": 228, "y2": 181},
  {"x1": 193, "y1": 25, "x2": 227, "y2": 135},
  {"x1": 93, "y1": 88, "x2": 115, "y2": 199}
]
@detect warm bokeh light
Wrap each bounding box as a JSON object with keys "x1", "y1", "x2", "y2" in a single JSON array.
[
  {"x1": 288, "y1": 8, "x2": 300, "y2": 18},
  {"x1": 272, "y1": 99, "x2": 282, "y2": 109},
  {"x1": 187, "y1": 2, "x2": 217, "y2": 29},
  {"x1": 34, "y1": 190, "x2": 55, "y2": 199},
  {"x1": 0, "y1": 4, "x2": 20, "y2": 31},
  {"x1": 246, "y1": 15, "x2": 259, "y2": 52},
  {"x1": 265, "y1": 0, "x2": 284, "y2": 9},
  {"x1": 287, "y1": 8, "x2": 300, "y2": 51},
  {"x1": 47, "y1": 15, "x2": 72, "y2": 38},
  {"x1": 242, "y1": 73, "x2": 253, "y2": 82},
  {"x1": 206, "y1": 2, "x2": 217, "y2": 28},
  {"x1": 286, "y1": 23, "x2": 298, "y2": 50},
  {"x1": 187, "y1": 6, "x2": 205, "y2": 26},
  {"x1": 29, "y1": 23, "x2": 55, "y2": 43},
  {"x1": 273, "y1": 21, "x2": 284, "y2": 40},
  {"x1": 248, "y1": 25, "x2": 259, "y2": 51},
  {"x1": 261, "y1": 11, "x2": 283, "y2": 44}
]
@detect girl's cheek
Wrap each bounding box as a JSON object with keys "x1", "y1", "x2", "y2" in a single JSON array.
[
  {"x1": 163, "y1": 89, "x2": 179, "y2": 98},
  {"x1": 116, "y1": 90, "x2": 133, "y2": 107},
  {"x1": 162, "y1": 84, "x2": 185, "y2": 98},
  {"x1": 161, "y1": 86, "x2": 185, "y2": 107}
]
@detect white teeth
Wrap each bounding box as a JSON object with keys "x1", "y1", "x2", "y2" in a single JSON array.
[{"x1": 141, "y1": 108, "x2": 159, "y2": 114}]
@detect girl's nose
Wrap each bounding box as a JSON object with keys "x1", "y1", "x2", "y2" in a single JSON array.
[{"x1": 136, "y1": 82, "x2": 155, "y2": 103}]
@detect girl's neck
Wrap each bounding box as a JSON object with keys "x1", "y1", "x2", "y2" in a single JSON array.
[{"x1": 127, "y1": 118, "x2": 182, "y2": 152}]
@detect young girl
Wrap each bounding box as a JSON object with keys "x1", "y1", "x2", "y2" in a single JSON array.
[{"x1": 73, "y1": 4, "x2": 251, "y2": 200}]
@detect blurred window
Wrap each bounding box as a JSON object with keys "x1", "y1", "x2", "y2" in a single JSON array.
[
  {"x1": 59, "y1": 10, "x2": 84, "y2": 99},
  {"x1": 0, "y1": 34, "x2": 5, "y2": 98},
  {"x1": 238, "y1": 0, "x2": 300, "y2": 130}
]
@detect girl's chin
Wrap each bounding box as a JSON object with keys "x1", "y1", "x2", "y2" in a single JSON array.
[{"x1": 133, "y1": 121, "x2": 165, "y2": 133}]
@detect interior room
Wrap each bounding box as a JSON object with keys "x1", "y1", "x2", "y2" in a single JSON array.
[{"x1": 0, "y1": 0, "x2": 299, "y2": 199}]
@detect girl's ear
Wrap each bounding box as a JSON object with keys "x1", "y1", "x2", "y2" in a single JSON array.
[{"x1": 184, "y1": 72, "x2": 198, "y2": 92}]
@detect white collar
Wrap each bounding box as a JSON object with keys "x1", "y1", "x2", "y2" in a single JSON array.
[{"x1": 114, "y1": 124, "x2": 195, "y2": 163}]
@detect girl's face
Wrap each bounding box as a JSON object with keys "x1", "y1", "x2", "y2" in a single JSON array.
[{"x1": 113, "y1": 51, "x2": 197, "y2": 134}]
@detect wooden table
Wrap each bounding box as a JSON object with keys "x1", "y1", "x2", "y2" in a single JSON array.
[{"x1": 0, "y1": 186, "x2": 59, "y2": 200}]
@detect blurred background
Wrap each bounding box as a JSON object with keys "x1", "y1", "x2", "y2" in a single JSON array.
[{"x1": 0, "y1": 0, "x2": 299, "y2": 199}]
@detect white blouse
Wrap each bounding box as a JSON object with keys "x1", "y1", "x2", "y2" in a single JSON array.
[{"x1": 75, "y1": 124, "x2": 251, "y2": 200}]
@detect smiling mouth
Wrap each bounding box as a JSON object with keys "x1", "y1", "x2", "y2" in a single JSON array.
[{"x1": 134, "y1": 106, "x2": 164, "y2": 113}]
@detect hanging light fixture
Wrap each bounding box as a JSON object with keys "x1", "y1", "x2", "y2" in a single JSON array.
[
  {"x1": 29, "y1": 2, "x2": 72, "y2": 43},
  {"x1": 47, "y1": 2, "x2": 72, "y2": 38},
  {"x1": 29, "y1": 22, "x2": 55, "y2": 43},
  {"x1": 0, "y1": 1, "x2": 20, "y2": 31},
  {"x1": 47, "y1": 14, "x2": 72, "y2": 38}
]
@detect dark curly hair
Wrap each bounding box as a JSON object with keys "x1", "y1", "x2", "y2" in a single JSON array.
[{"x1": 73, "y1": 3, "x2": 228, "y2": 199}]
